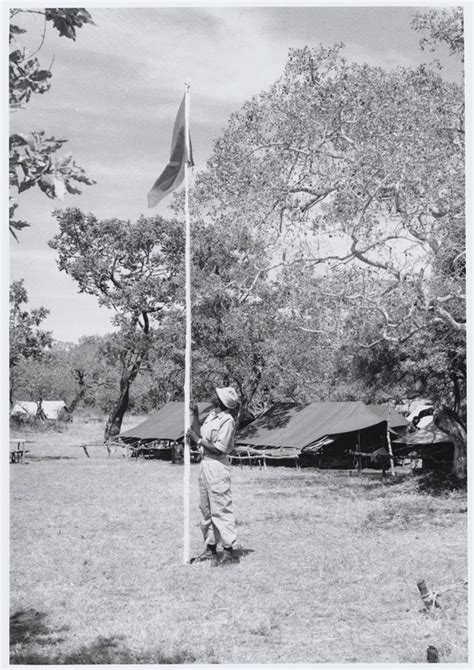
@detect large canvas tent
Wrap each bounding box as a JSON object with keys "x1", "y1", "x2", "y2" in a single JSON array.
[
  {"x1": 119, "y1": 402, "x2": 214, "y2": 458},
  {"x1": 235, "y1": 401, "x2": 394, "y2": 468}
]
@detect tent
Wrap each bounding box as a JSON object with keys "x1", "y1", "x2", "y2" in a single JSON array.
[
  {"x1": 119, "y1": 402, "x2": 214, "y2": 459},
  {"x1": 235, "y1": 401, "x2": 390, "y2": 468},
  {"x1": 11, "y1": 400, "x2": 68, "y2": 420},
  {"x1": 391, "y1": 424, "x2": 454, "y2": 471},
  {"x1": 407, "y1": 403, "x2": 434, "y2": 423}
]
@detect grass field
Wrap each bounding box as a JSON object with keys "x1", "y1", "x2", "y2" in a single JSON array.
[{"x1": 9, "y1": 419, "x2": 468, "y2": 664}]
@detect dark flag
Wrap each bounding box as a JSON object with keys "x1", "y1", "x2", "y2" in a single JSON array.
[{"x1": 147, "y1": 95, "x2": 194, "y2": 207}]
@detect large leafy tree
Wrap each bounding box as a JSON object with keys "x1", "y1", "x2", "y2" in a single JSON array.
[
  {"x1": 9, "y1": 279, "x2": 53, "y2": 406},
  {"x1": 195, "y1": 44, "x2": 464, "y2": 335},
  {"x1": 49, "y1": 208, "x2": 185, "y2": 439},
  {"x1": 9, "y1": 8, "x2": 95, "y2": 239}
]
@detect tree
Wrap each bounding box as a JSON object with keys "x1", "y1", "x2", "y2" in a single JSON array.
[
  {"x1": 49, "y1": 208, "x2": 185, "y2": 439},
  {"x1": 195, "y1": 44, "x2": 464, "y2": 332},
  {"x1": 9, "y1": 8, "x2": 95, "y2": 239},
  {"x1": 190, "y1": 42, "x2": 465, "y2": 476},
  {"x1": 9, "y1": 279, "x2": 53, "y2": 405}
]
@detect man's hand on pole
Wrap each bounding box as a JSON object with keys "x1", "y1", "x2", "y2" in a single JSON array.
[{"x1": 186, "y1": 427, "x2": 200, "y2": 444}]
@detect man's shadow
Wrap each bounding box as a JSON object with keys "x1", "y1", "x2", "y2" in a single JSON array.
[{"x1": 233, "y1": 547, "x2": 255, "y2": 558}]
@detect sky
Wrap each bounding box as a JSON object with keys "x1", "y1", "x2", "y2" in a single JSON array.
[{"x1": 5, "y1": 2, "x2": 467, "y2": 343}]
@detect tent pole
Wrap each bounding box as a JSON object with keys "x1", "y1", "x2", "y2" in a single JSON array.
[
  {"x1": 357, "y1": 431, "x2": 362, "y2": 476},
  {"x1": 387, "y1": 405, "x2": 396, "y2": 477}
]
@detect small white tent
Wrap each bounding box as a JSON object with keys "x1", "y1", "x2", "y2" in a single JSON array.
[{"x1": 11, "y1": 400, "x2": 68, "y2": 420}]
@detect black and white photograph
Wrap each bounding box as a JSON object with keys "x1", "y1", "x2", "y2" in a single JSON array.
[{"x1": 4, "y1": 1, "x2": 469, "y2": 665}]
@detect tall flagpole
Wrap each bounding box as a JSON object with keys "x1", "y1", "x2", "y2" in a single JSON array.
[{"x1": 183, "y1": 82, "x2": 192, "y2": 564}]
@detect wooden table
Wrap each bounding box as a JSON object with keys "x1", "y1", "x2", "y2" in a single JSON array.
[{"x1": 10, "y1": 439, "x2": 30, "y2": 464}]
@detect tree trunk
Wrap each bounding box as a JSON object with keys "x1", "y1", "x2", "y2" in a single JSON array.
[
  {"x1": 104, "y1": 380, "x2": 130, "y2": 441},
  {"x1": 10, "y1": 367, "x2": 17, "y2": 408},
  {"x1": 68, "y1": 370, "x2": 87, "y2": 414},
  {"x1": 68, "y1": 388, "x2": 86, "y2": 414},
  {"x1": 104, "y1": 357, "x2": 142, "y2": 441},
  {"x1": 434, "y1": 407, "x2": 467, "y2": 481}
]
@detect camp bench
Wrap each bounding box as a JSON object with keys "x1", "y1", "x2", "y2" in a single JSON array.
[
  {"x1": 263, "y1": 448, "x2": 300, "y2": 469},
  {"x1": 123, "y1": 439, "x2": 175, "y2": 460},
  {"x1": 230, "y1": 447, "x2": 268, "y2": 469},
  {"x1": 230, "y1": 446, "x2": 300, "y2": 469},
  {"x1": 9, "y1": 438, "x2": 32, "y2": 464}
]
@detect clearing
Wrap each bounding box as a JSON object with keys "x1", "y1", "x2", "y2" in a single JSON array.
[{"x1": 9, "y1": 419, "x2": 468, "y2": 663}]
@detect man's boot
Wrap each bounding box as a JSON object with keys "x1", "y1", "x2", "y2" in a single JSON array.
[
  {"x1": 215, "y1": 546, "x2": 239, "y2": 566},
  {"x1": 191, "y1": 544, "x2": 217, "y2": 563}
]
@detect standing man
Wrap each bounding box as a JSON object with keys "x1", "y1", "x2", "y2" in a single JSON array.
[{"x1": 186, "y1": 387, "x2": 240, "y2": 566}]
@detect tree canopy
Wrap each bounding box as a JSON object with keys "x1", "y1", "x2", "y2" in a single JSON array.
[{"x1": 190, "y1": 38, "x2": 464, "y2": 369}]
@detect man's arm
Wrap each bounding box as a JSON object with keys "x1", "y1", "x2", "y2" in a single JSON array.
[
  {"x1": 199, "y1": 416, "x2": 234, "y2": 455},
  {"x1": 198, "y1": 437, "x2": 224, "y2": 455}
]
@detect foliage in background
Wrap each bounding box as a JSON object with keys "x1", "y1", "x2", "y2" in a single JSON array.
[
  {"x1": 9, "y1": 8, "x2": 95, "y2": 240},
  {"x1": 13, "y1": 337, "x2": 118, "y2": 413},
  {"x1": 9, "y1": 280, "x2": 53, "y2": 406}
]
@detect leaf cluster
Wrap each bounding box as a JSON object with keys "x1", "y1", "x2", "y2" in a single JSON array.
[
  {"x1": 9, "y1": 8, "x2": 95, "y2": 238},
  {"x1": 411, "y1": 7, "x2": 464, "y2": 61}
]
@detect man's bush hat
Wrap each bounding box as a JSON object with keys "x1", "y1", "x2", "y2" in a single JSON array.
[{"x1": 216, "y1": 387, "x2": 239, "y2": 409}]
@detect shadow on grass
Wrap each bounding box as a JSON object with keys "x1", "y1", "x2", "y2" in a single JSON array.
[
  {"x1": 355, "y1": 472, "x2": 413, "y2": 492},
  {"x1": 415, "y1": 471, "x2": 467, "y2": 495},
  {"x1": 10, "y1": 609, "x2": 64, "y2": 646},
  {"x1": 234, "y1": 547, "x2": 255, "y2": 558},
  {"x1": 10, "y1": 609, "x2": 196, "y2": 664},
  {"x1": 356, "y1": 470, "x2": 467, "y2": 497},
  {"x1": 29, "y1": 456, "x2": 76, "y2": 461}
]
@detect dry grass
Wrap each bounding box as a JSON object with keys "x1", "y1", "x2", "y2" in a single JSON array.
[{"x1": 9, "y1": 419, "x2": 468, "y2": 663}]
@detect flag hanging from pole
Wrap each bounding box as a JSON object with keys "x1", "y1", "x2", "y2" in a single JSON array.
[{"x1": 147, "y1": 95, "x2": 194, "y2": 208}]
